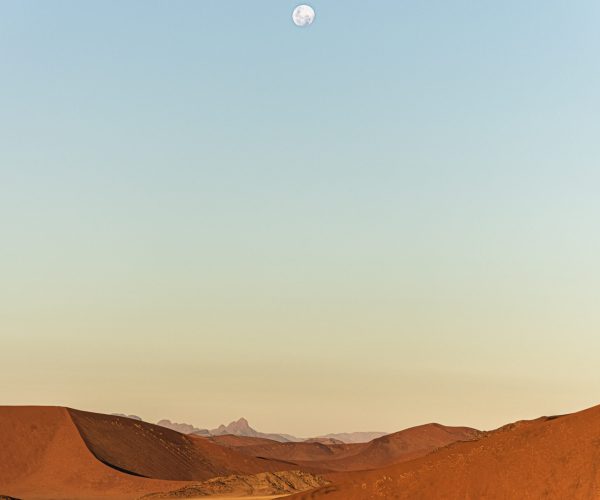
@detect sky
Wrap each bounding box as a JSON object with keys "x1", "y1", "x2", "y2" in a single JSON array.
[{"x1": 1, "y1": 0, "x2": 600, "y2": 436}]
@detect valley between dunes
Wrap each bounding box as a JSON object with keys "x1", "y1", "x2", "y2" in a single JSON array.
[{"x1": 2, "y1": 404, "x2": 600, "y2": 499}]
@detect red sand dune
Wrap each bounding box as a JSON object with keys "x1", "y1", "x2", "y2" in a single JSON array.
[
  {"x1": 0, "y1": 407, "x2": 299, "y2": 499},
  {"x1": 0, "y1": 406, "x2": 188, "y2": 499},
  {"x1": 290, "y1": 404, "x2": 600, "y2": 499},
  {"x1": 10, "y1": 403, "x2": 598, "y2": 499},
  {"x1": 0, "y1": 406, "x2": 481, "y2": 499}
]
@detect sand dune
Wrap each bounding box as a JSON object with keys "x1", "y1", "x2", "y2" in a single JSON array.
[
  {"x1": 0, "y1": 406, "x2": 189, "y2": 499},
  {"x1": 0, "y1": 406, "x2": 482, "y2": 498},
  {"x1": 0, "y1": 407, "x2": 307, "y2": 499},
  {"x1": 8, "y1": 403, "x2": 599, "y2": 499},
  {"x1": 290, "y1": 405, "x2": 600, "y2": 499}
]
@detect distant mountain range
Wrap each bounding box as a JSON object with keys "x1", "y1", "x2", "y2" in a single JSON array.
[
  {"x1": 208, "y1": 417, "x2": 300, "y2": 442},
  {"x1": 154, "y1": 416, "x2": 386, "y2": 443}
]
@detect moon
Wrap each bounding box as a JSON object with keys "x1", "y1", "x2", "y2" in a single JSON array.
[{"x1": 292, "y1": 5, "x2": 315, "y2": 27}]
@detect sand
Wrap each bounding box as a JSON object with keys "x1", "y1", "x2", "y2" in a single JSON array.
[
  {"x1": 290, "y1": 404, "x2": 600, "y2": 499},
  {"x1": 9, "y1": 402, "x2": 600, "y2": 499},
  {"x1": 0, "y1": 407, "x2": 313, "y2": 499},
  {"x1": 0, "y1": 406, "x2": 191, "y2": 499}
]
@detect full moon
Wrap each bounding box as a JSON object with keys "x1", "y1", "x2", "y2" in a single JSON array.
[{"x1": 292, "y1": 5, "x2": 315, "y2": 27}]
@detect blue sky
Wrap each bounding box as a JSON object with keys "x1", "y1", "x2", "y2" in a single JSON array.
[{"x1": 1, "y1": 1, "x2": 600, "y2": 434}]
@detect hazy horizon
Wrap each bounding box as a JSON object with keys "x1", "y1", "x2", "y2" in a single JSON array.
[{"x1": 2, "y1": 0, "x2": 600, "y2": 437}]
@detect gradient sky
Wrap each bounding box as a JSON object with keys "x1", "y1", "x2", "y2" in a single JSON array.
[{"x1": 2, "y1": 0, "x2": 600, "y2": 436}]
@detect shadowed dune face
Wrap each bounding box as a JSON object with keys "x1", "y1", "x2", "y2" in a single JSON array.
[
  {"x1": 289, "y1": 406, "x2": 600, "y2": 499},
  {"x1": 69, "y1": 408, "x2": 214, "y2": 480},
  {"x1": 69, "y1": 408, "x2": 236, "y2": 480},
  {"x1": 68, "y1": 408, "x2": 305, "y2": 480}
]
